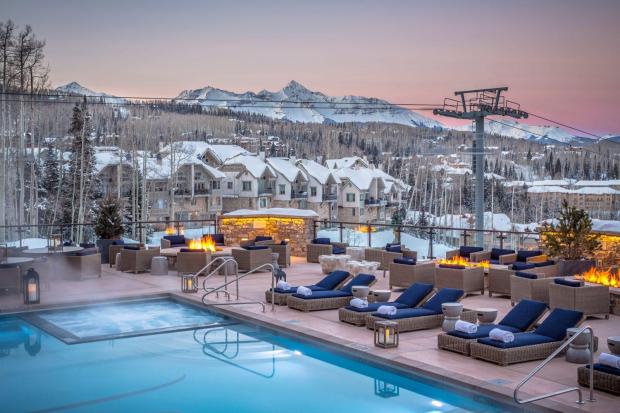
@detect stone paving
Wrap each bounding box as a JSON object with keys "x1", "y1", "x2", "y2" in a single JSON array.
[{"x1": 1, "y1": 256, "x2": 618, "y2": 412}]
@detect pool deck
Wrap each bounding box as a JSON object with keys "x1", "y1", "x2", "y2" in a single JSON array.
[{"x1": 1, "y1": 257, "x2": 618, "y2": 412}]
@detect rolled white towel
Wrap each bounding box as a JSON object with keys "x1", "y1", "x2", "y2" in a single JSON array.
[
  {"x1": 296, "y1": 286, "x2": 312, "y2": 296},
  {"x1": 377, "y1": 305, "x2": 397, "y2": 316},
  {"x1": 489, "y1": 328, "x2": 514, "y2": 343},
  {"x1": 454, "y1": 320, "x2": 478, "y2": 334},
  {"x1": 599, "y1": 352, "x2": 620, "y2": 369},
  {"x1": 350, "y1": 298, "x2": 368, "y2": 309},
  {"x1": 276, "y1": 280, "x2": 290, "y2": 290}
]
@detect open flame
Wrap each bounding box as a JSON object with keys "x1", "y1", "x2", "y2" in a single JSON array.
[
  {"x1": 165, "y1": 227, "x2": 175, "y2": 235},
  {"x1": 187, "y1": 235, "x2": 217, "y2": 252},
  {"x1": 576, "y1": 267, "x2": 619, "y2": 288},
  {"x1": 437, "y1": 256, "x2": 490, "y2": 269},
  {"x1": 357, "y1": 225, "x2": 377, "y2": 233}
]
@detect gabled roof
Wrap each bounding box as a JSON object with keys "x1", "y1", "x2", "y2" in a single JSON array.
[
  {"x1": 335, "y1": 167, "x2": 380, "y2": 191},
  {"x1": 266, "y1": 158, "x2": 308, "y2": 182},
  {"x1": 205, "y1": 144, "x2": 248, "y2": 164},
  {"x1": 224, "y1": 154, "x2": 276, "y2": 179},
  {"x1": 325, "y1": 156, "x2": 368, "y2": 170},
  {"x1": 298, "y1": 159, "x2": 340, "y2": 185}
]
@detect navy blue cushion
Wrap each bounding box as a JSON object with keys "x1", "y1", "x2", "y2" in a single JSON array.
[
  {"x1": 534, "y1": 260, "x2": 555, "y2": 267},
  {"x1": 385, "y1": 243, "x2": 402, "y2": 253},
  {"x1": 438, "y1": 264, "x2": 466, "y2": 270},
  {"x1": 393, "y1": 257, "x2": 416, "y2": 265},
  {"x1": 499, "y1": 299, "x2": 548, "y2": 331},
  {"x1": 554, "y1": 278, "x2": 583, "y2": 287},
  {"x1": 255, "y1": 235, "x2": 272, "y2": 242},
  {"x1": 332, "y1": 246, "x2": 346, "y2": 255},
  {"x1": 345, "y1": 302, "x2": 409, "y2": 313},
  {"x1": 511, "y1": 262, "x2": 536, "y2": 271},
  {"x1": 123, "y1": 245, "x2": 140, "y2": 250},
  {"x1": 112, "y1": 240, "x2": 125, "y2": 245},
  {"x1": 534, "y1": 308, "x2": 583, "y2": 340},
  {"x1": 477, "y1": 333, "x2": 555, "y2": 349},
  {"x1": 291, "y1": 290, "x2": 351, "y2": 300},
  {"x1": 211, "y1": 234, "x2": 225, "y2": 245},
  {"x1": 280, "y1": 240, "x2": 288, "y2": 245},
  {"x1": 79, "y1": 243, "x2": 96, "y2": 249},
  {"x1": 339, "y1": 273, "x2": 376, "y2": 294},
  {"x1": 516, "y1": 250, "x2": 543, "y2": 262},
  {"x1": 490, "y1": 248, "x2": 515, "y2": 260},
  {"x1": 590, "y1": 363, "x2": 620, "y2": 376},
  {"x1": 394, "y1": 283, "x2": 433, "y2": 307},
  {"x1": 459, "y1": 246, "x2": 483, "y2": 258},
  {"x1": 315, "y1": 270, "x2": 350, "y2": 290},
  {"x1": 448, "y1": 323, "x2": 522, "y2": 339},
  {"x1": 179, "y1": 248, "x2": 204, "y2": 253},
  {"x1": 312, "y1": 238, "x2": 331, "y2": 245},
  {"x1": 373, "y1": 307, "x2": 437, "y2": 320},
  {"x1": 243, "y1": 245, "x2": 269, "y2": 251},
  {"x1": 421, "y1": 288, "x2": 464, "y2": 313},
  {"x1": 515, "y1": 271, "x2": 538, "y2": 279},
  {"x1": 164, "y1": 235, "x2": 185, "y2": 245},
  {"x1": 273, "y1": 285, "x2": 325, "y2": 294}
]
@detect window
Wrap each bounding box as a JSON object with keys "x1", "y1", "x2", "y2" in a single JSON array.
[
  {"x1": 310, "y1": 186, "x2": 317, "y2": 197},
  {"x1": 259, "y1": 197, "x2": 267, "y2": 208},
  {"x1": 346, "y1": 193, "x2": 355, "y2": 202},
  {"x1": 279, "y1": 184, "x2": 286, "y2": 195},
  {"x1": 360, "y1": 207, "x2": 364, "y2": 216},
  {"x1": 227, "y1": 181, "x2": 233, "y2": 190},
  {"x1": 211, "y1": 180, "x2": 220, "y2": 190},
  {"x1": 242, "y1": 181, "x2": 252, "y2": 191},
  {"x1": 352, "y1": 207, "x2": 356, "y2": 217}
]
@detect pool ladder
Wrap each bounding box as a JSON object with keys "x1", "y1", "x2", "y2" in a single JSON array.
[
  {"x1": 513, "y1": 325, "x2": 595, "y2": 405},
  {"x1": 197, "y1": 258, "x2": 277, "y2": 313}
]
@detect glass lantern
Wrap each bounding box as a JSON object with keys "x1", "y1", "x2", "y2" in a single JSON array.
[
  {"x1": 181, "y1": 273, "x2": 198, "y2": 293},
  {"x1": 374, "y1": 320, "x2": 398, "y2": 348},
  {"x1": 374, "y1": 379, "x2": 400, "y2": 398},
  {"x1": 22, "y1": 268, "x2": 40, "y2": 304}
]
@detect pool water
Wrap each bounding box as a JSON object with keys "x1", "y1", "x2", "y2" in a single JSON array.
[{"x1": 0, "y1": 299, "x2": 522, "y2": 413}]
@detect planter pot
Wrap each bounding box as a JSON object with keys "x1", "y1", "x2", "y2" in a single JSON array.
[
  {"x1": 558, "y1": 259, "x2": 595, "y2": 277},
  {"x1": 96, "y1": 239, "x2": 120, "y2": 264}
]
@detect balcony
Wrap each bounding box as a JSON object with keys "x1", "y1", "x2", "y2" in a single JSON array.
[
  {"x1": 364, "y1": 198, "x2": 387, "y2": 206},
  {"x1": 258, "y1": 184, "x2": 275, "y2": 196},
  {"x1": 322, "y1": 193, "x2": 337, "y2": 201},
  {"x1": 291, "y1": 190, "x2": 308, "y2": 199},
  {"x1": 175, "y1": 187, "x2": 212, "y2": 197}
]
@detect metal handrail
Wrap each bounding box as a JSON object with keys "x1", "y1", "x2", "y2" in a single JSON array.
[
  {"x1": 514, "y1": 325, "x2": 595, "y2": 405},
  {"x1": 199, "y1": 257, "x2": 239, "y2": 299}
]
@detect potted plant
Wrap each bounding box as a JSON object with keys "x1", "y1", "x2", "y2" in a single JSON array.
[
  {"x1": 94, "y1": 196, "x2": 124, "y2": 263},
  {"x1": 540, "y1": 200, "x2": 600, "y2": 276}
]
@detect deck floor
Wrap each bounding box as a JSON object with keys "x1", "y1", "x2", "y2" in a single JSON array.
[{"x1": 1, "y1": 257, "x2": 618, "y2": 412}]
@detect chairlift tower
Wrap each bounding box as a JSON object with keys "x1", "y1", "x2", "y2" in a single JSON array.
[{"x1": 434, "y1": 87, "x2": 528, "y2": 247}]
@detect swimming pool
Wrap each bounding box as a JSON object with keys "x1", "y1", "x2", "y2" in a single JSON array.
[{"x1": 0, "y1": 297, "x2": 526, "y2": 413}]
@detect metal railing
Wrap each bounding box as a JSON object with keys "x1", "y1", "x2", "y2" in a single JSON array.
[
  {"x1": 514, "y1": 325, "x2": 595, "y2": 405},
  {"x1": 199, "y1": 256, "x2": 239, "y2": 300}
]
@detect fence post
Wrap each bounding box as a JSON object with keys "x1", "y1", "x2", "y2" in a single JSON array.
[
  {"x1": 462, "y1": 230, "x2": 470, "y2": 247},
  {"x1": 367, "y1": 223, "x2": 372, "y2": 247},
  {"x1": 497, "y1": 232, "x2": 507, "y2": 249},
  {"x1": 428, "y1": 227, "x2": 435, "y2": 259},
  {"x1": 339, "y1": 222, "x2": 344, "y2": 243},
  {"x1": 313, "y1": 220, "x2": 317, "y2": 240}
]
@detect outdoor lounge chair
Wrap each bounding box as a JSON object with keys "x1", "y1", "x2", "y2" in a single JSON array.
[
  {"x1": 365, "y1": 288, "x2": 476, "y2": 332},
  {"x1": 488, "y1": 261, "x2": 558, "y2": 297},
  {"x1": 578, "y1": 364, "x2": 620, "y2": 395},
  {"x1": 470, "y1": 248, "x2": 515, "y2": 264},
  {"x1": 338, "y1": 282, "x2": 434, "y2": 326},
  {"x1": 265, "y1": 270, "x2": 351, "y2": 305},
  {"x1": 469, "y1": 308, "x2": 584, "y2": 366},
  {"x1": 510, "y1": 271, "x2": 557, "y2": 304},
  {"x1": 286, "y1": 273, "x2": 377, "y2": 312},
  {"x1": 232, "y1": 246, "x2": 272, "y2": 272},
  {"x1": 388, "y1": 258, "x2": 435, "y2": 288},
  {"x1": 306, "y1": 238, "x2": 348, "y2": 263},
  {"x1": 445, "y1": 246, "x2": 484, "y2": 260},
  {"x1": 434, "y1": 264, "x2": 485, "y2": 295},
  {"x1": 437, "y1": 299, "x2": 548, "y2": 355},
  {"x1": 365, "y1": 243, "x2": 417, "y2": 270}
]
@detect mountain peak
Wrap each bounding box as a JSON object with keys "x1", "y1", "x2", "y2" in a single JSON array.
[{"x1": 282, "y1": 80, "x2": 312, "y2": 94}]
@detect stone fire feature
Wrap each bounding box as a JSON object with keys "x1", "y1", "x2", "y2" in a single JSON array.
[{"x1": 219, "y1": 208, "x2": 318, "y2": 256}]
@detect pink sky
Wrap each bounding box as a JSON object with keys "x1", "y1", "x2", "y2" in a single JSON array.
[{"x1": 3, "y1": 0, "x2": 620, "y2": 135}]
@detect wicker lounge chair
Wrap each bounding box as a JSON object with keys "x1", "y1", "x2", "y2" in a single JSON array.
[
  {"x1": 388, "y1": 259, "x2": 435, "y2": 289},
  {"x1": 548, "y1": 280, "x2": 610, "y2": 318},
  {"x1": 306, "y1": 238, "x2": 348, "y2": 263},
  {"x1": 286, "y1": 273, "x2": 377, "y2": 312},
  {"x1": 232, "y1": 246, "x2": 273, "y2": 272},
  {"x1": 365, "y1": 244, "x2": 417, "y2": 270},
  {"x1": 265, "y1": 270, "x2": 351, "y2": 305},
  {"x1": 434, "y1": 265, "x2": 485, "y2": 296},
  {"x1": 488, "y1": 261, "x2": 558, "y2": 297},
  {"x1": 438, "y1": 299, "x2": 548, "y2": 355},
  {"x1": 578, "y1": 364, "x2": 620, "y2": 395},
  {"x1": 445, "y1": 246, "x2": 484, "y2": 260},
  {"x1": 118, "y1": 247, "x2": 160, "y2": 273},
  {"x1": 470, "y1": 248, "x2": 515, "y2": 264},
  {"x1": 175, "y1": 250, "x2": 211, "y2": 275},
  {"x1": 339, "y1": 283, "x2": 434, "y2": 326},
  {"x1": 510, "y1": 271, "x2": 557, "y2": 304},
  {"x1": 365, "y1": 288, "x2": 476, "y2": 332},
  {"x1": 469, "y1": 308, "x2": 585, "y2": 366}
]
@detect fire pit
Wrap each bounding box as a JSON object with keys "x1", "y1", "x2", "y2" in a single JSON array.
[
  {"x1": 575, "y1": 267, "x2": 619, "y2": 288},
  {"x1": 436, "y1": 256, "x2": 490, "y2": 269},
  {"x1": 187, "y1": 235, "x2": 222, "y2": 253}
]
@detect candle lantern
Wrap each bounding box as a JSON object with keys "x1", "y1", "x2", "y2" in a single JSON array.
[
  {"x1": 22, "y1": 268, "x2": 40, "y2": 304},
  {"x1": 374, "y1": 320, "x2": 398, "y2": 348},
  {"x1": 374, "y1": 379, "x2": 400, "y2": 398},
  {"x1": 181, "y1": 273, "x2": 198, "y2": 293}
]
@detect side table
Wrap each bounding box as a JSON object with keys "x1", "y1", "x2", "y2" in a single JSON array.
[{"x1": 441, "y1": 302, "x2": 463, "y2": 332}]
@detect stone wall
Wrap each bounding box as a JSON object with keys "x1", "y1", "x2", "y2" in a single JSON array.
[{"x1": 220, "y1": 215, "x2": 315, "y2": 256}]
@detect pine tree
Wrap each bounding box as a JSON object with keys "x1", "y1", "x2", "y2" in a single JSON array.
[
  {"x1": 94, "y1": 196, "x2": 124, "y2": 239},
  {"x1": 39, "y1": 140, "x2": 61, "y2": 226}
]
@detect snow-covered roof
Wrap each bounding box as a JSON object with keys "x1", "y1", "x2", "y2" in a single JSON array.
[
  {"x1": 297, "y1": 159, "x2": 340, "y2": 185},
  {"x1": 485, "y1": 173, "x2": 505, "y2": 180},
  {"x1": 224, "y1": 154, "x2": 275, "y2": 179},
  {"x1": 592, "y1": 219, "x2": 620, "y2": 235},
  {"x1": 325, "y1": 156, "x2": 368, "y2": 170},
  {"x1": 527, "y1": 186, "x2": 619, "y2": 195},
  {"x1": 527, "y1": 185, "x2": 570, "y2": 194},
  {"x1": 431, "y1": 164, "x2": 472, "y2": 175},
  {"x1": 575, "y1": 180, "x2": 620, "y2": 187},
  {"x1": 266, "y1": 158, "x2": 308, "y2": 182},
  {"x1": 222, "y1": 208, "x2": 318, "y2": 218},
  {"x1": 531, "y1": 179, "x2": 572, "y2": 187},
  {"x1": 205, "y1": 144, "x2": 248, "y2": 164},
  {"x1": 335, "y1": 167, "x2": 379, "y2": 191},
  {"x1": 93, "y1": 147, "x2": 133, "y2": 173},
  {"x1": 136, "y1": 151, "x2": 224, "y2": 181}
]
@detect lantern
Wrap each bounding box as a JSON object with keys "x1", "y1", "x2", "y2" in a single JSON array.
[
  {"x1": 22, "y1": 268, "x2": 40, "y2": 304},
  {"x1": 374, "y1": 320, "x2": 398, "y2": 348},
  {"x1": 374, "y1": 379, "x2": 400, "y2": 398},
  {"x1": 181, "y1": 273, "x2": 198, "y2": 293}
]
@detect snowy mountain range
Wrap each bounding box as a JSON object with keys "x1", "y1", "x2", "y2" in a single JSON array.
[{"x1": 55, "y1": 82, "x2": 128, "y2": 105}]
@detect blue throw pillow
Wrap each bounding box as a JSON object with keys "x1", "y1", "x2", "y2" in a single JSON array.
[
  {"x1": 280, "y1": 240, "x2": 288, "y2": 245},
  {"x1": 534, "y1": 308, "x2": 584, "y2": 340},
  {"x1": 385, "y1": 243, "x2": 402, "y2": 253},
  {"x1": 315, "y1": 270, "x2": 350, "y2": 290},
  {"x1": 591, "y1": 363, "x2": 620, "y2": 376},
  {"x1": 422, "y1": 288, "x2": 464, "y2": 313},
  {"x1": 514, "y1": 271, "x2": 538, "y2": 279},
  {"x1": 516, "y1": 250, "x2": 543, "y2": 262},
  {"x1": 490, "y1": 248, "x2": 515, "y2": 260},
  {"x1": 332, "y1": 246, "x2": 346, "y2": 255},
  {"x1": 393, "y1": 257, "x2": 416, "y2": 265},
  {"x1": 511, "y1": 262, "x2": 536, "y2": 271},
  {"x1": 112, "y1": 240, "x2": 125, "y2": 245},
  {"x1": 164, "y1": 235, "x2": 185, "y2": 245},
  {"x1": 212, "y1": 234, "x2": 225, "y2": 245},
  {"x1": 395, "y1": 283, "x2": 433, "y2": 307},
  {"x1": 438, "y1": 264, "x2": 466, "y2": 270},
  {"x1": 123, "y1": 245, "x2": 140, "y2": 250},
  {"x1": 499, "y1": 299, "x2": 547, "y2": 331},
  {"x1": 313, "y1": 238, "x2": 331, "y2": 245},
  {"x1": 340, "y1": 273, "x2": 376, "y2": 294},
  {"x1": 255, "y1": 235, "x2": 272, "y2": 242},
  {"x1": 459, "y1": 246, "x2": 483, "y2": 258},
  {"x1": 243, "y1": 245, "x2": 269, "y2": 251},
  {"x1": 554, "y1": 278, "x2": 583, "y2": 287}
]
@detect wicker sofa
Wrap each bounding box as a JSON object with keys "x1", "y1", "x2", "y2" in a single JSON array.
[
  {"x1": 388, "y1": 259, "x2": 435, "y2": 289},
  {"x1": 306, "y1": 238, "x2": 348, "y2": 263},
  {"x1": 175, "y1": 250, "x2": 211, "y2": 275},
  {"x1": 488, "y1": 262, "x2": 558, "y2": 297},
  {"x1": 548, "y1": 281, "x2": 610, "y2": 318},
  {"x1": 434, "y1": 265, "x2": 485, "y2": 296},
  {"x1": 365, "y1": 244, "x2": 417, "y2": 270},
  {"x1": 232, "y1": 247, "x2": 273, "y2": 272},
  {"x1": 118, "y1": 247, "x2": 160, "y2": 273}
]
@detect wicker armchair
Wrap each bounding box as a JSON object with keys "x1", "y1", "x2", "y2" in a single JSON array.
[
  {"x1": 470, "y1": 248, "x2": 515, "y2": 264},
  {"x1": 176, "y1": 251, "x2": 211, "y2": 275},
  {"x1": 365, "y1": 247, "x2": 417, "y2": 270},
  {"x1": 488, "y1": 263, "x2": 558, "y2": 297},
  {"x1": 510, "y1": 274, "x2": 555, "y2": 304},
  {"x1": 109, "y1": 244, "x2": 142, "y2": 267},
  {"x1": 306, "y1": 242, "x2": 347, "y2": 263},
  {"x1": 434, "y1": 266, "x2": 485, "y2": 295},
  {"x1": 549, "y1": 282, "x2": 610, "y2": 318},
  {"x1": 269, "y1": 244, "x2": 291, "y2": 268},
  {"x1": 445, "y1": 246, "x2": 484, "y2": 260},
  {"x1": 160, "y1": 235, "x2": 187, "y2": 249},
  {"x1": 118, "y1": 247, "x2": 160, "y2": 273},
  {"x1": 232, "y1": 247, "x2": 273, "y2": 272},
  {"x1": 388, "y1": 261, "x2": 435, "y2": 289},
  {"x1": 63, "y1": 252, "x2": 102, "y2": 280}
]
